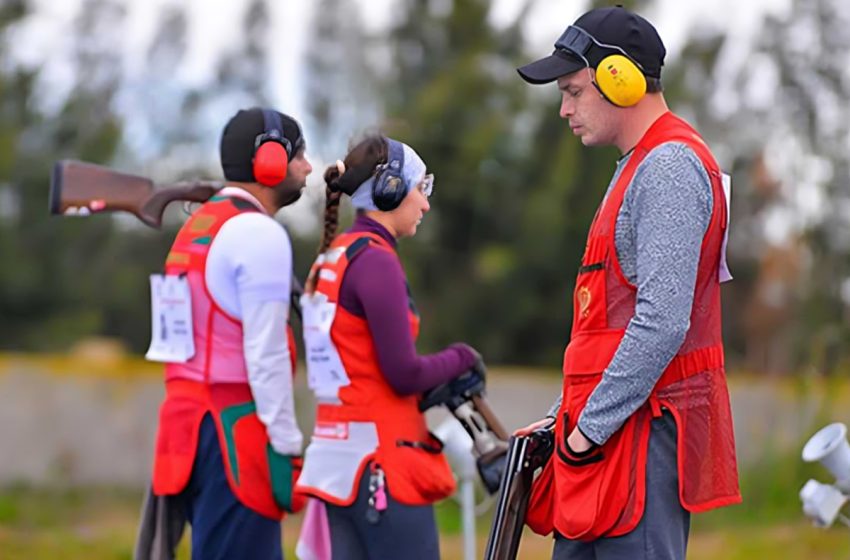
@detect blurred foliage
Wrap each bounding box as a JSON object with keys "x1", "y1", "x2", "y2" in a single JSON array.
[
  {"x1": 0, "y1": 0, "x2": 849, "y2": 373},
  {"x1": 0, "y1": 0, "x2": 168, "y2": 352},
  {"x1": 0, "y1": 0, "x2": 274, "y2": 353},
  {"x1": 376, "y1": 0, "x2": 621, "y2": 364},
  {"x1": 656, "y1": 0, "x2": 850, "y2": 374}
]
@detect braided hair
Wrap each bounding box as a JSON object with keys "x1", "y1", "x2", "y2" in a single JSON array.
[{"x1": 305, "y1": 135, "x2": 388, "y2": 293}]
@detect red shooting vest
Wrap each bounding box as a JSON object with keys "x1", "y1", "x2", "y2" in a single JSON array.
[
  {"x1": 295, "y1": 232, "x2": 456, "y2": 506},
  {"x1": 527, "y1": 112, "x2": 741, "y2": 540},
  {"x1": 151, "y1": 195, "x2": 303, "y2": 520}
]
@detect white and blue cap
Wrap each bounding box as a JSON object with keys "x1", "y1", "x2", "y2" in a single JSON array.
[{"x1": 350, "y1": 138, "x2": 427, "y2": 211}]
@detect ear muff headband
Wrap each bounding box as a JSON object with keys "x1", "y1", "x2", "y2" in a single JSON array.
[
  {"x1": 252, "y1": 109, "x2": 292, "y2": 186},
  {"x1": 372, "y1": 138, "x2": 407, "y2": 211},
  {"x1": 555, "y1": 26, "x2": 647, "y2": 107}
]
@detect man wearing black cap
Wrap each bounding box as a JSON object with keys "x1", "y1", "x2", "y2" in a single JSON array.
[
  {"x1": 146, "y1": 107, "x2": 312, "y2": 559},
  {"x1": 515, "y1": 6, "x2": 740, "y2": 560}
]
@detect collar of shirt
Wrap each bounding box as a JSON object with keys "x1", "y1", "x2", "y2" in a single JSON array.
[
  {"x1": 350, "y1": 213, "x2": 398, "y2": 249},
  {"x1": 218, "y1": 186, "x2": 268, "y2": 215}
]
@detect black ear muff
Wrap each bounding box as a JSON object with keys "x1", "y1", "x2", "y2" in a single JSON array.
[
  {"x1": 252, "y1": 109, "x2": 292, "y2": 186},
  {"x1": 594, "y1": 54, "x2": 647, "y2": 107},
  {"x1": 372, "y1": 138, "x2": 407, "y2": 211}
]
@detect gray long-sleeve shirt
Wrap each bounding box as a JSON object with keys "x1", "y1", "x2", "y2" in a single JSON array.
[{"x1": 548, "y1": 142, "x2": 714, "y2": 446}]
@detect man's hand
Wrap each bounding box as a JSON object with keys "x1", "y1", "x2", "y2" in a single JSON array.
[
  {"x1": 514, "y1": 421, "x2": 595, "y2": 453},
  {"x1": 567, "y1": 427, "x2": 594, "y2": 453},
  {"x1": 514, "y1": 417, "x2": 555, "y2": 437}
]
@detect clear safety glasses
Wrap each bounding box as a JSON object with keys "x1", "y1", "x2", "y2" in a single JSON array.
[{"x1": 419, "y1": 173, "x2": 434, "y2": 198}]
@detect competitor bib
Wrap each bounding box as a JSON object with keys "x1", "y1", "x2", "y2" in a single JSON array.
[
  {"x1": 145, "y1": 273, "x2": 195, "y2": 363},
  {"x1": 301, "y1": 292, "x2": 350, "y2": 400}
]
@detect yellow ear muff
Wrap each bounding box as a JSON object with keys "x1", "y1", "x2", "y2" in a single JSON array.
[{"x1": 595, "y1": 54, "x2": 647, "y2": 108}]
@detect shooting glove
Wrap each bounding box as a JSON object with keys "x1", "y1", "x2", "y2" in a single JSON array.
[
  {"x1": 449, "y1": 342, "x2": 487, "y2": 382},
  {"x1": 267, "y1": 450, "x2": 306, "y2": 513}
]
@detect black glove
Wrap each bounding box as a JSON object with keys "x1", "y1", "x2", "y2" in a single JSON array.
[{"x1": 419, "y1": 355, "x2": 487, "y2": 412}]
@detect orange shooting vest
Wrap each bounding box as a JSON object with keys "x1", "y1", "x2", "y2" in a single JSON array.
[
  {"x1": 151, "y1": 195, "x2": 303, "y2": 520},
  {"x1": 295, "y1": 232, "x2": 456, "y2": 506},
  {"x1": 526, "y1": 112, "x2": 741, "y2": 540}
]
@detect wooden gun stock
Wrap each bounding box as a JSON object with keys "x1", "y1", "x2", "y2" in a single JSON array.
[{"x1": 49, "y1": 160, "x2": 224, "y2": 228}]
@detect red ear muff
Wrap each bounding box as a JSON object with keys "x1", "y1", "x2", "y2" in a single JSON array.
[
  {"x1": 252, "y1": 109, "x2": 294, "y2": 187},
  {"x1": 253, "y1": 140, "x2": 289, "y2": 186}
]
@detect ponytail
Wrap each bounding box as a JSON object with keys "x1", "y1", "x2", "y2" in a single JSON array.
[
  {"x1": 305, "y1": 135, "x2": 388, "y2": 294},
  {"x1": 305, "y1": 167, "x2": 344, "y2": 294},
  {"x1": 319, "y1": 165, "x2": 345, "y2": 254}
]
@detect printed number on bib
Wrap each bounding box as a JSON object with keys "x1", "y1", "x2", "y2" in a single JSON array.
[
  {"x1": 145, "y1": 274, "x2": 195, "y2": 363},
  {"x1": 301, "y1": 292, "x2": 350, "y2": 399}
]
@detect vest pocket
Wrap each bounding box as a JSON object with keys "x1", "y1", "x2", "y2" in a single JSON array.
[
  {"x1": 219, "y1": 402, "x2": 281, "y2": 518},
  {"x1": 553, "y1": 403, "x2": 649, "y2": 540},
  {"x1": 556, "y1": 417, "x2": 604, "y2": 467},
  {"x1": 378, "y1": 432, "x2": 455, "y2": 505},
  {"x1": 396, "y1": 431, "x2": 444, "y2": 454},
  {"x1": 553, "y1": 411, "x2": 608, "y2": 539}
]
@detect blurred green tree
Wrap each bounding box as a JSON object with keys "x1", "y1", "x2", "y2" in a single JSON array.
[
  {"x1": 661, "y1": 0, "x2": 850, "y2": 374},
  {"x1": 0, "y1": 0, "x2": 147, "y2": 352},
  {"x1": 371, "y1": 0, "x2": 641, "y2": 365}
]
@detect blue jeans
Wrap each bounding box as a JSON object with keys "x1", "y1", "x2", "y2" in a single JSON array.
[{"x1": 182, "y1": 413, "x2": 283, "y2": 560}]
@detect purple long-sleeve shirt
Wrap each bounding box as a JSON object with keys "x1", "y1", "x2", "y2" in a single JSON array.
[{"x1": 338, "y1": 214, "x2": 478, "y2": 396}]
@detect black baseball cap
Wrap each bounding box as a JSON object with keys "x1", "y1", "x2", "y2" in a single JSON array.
[
  {"x1": 219, "y1": 107, "x2": 305, "y2": 182},
  {"x1": 517, "y1": 6, "x2": 666, "y2": 84}
]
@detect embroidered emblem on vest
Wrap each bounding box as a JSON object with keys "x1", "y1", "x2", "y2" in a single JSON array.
[
  {"x1": 578, "y1": 286, "x2": 592, "y2": 318},
  {"x1": 189, "y1": 214, "x2": 217, "y2": 233},
  {"x1": 165, "y1": 251, "x2": 190, "y2": 266}
]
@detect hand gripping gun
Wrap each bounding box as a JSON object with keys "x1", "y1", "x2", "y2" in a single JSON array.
[{"x1": 419, "y1": 367, "x2": 509, "y2": 494}]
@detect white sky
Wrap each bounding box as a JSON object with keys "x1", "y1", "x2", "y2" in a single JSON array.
[
  {"x1": 14, "y1": 0, "x2": 790, "y2": 116},
  {"x1": 9, "y1": 0, "x2": 792, "y2": 233}
]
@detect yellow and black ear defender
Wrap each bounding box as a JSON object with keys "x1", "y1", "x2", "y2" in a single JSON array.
[{"x1": 594, "y1": 54, "x2": 647, "y2": 108}]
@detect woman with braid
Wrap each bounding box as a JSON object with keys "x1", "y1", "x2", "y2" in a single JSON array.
[{"x1": 294, "y1": 135, "x2": 483, "y2": 559}]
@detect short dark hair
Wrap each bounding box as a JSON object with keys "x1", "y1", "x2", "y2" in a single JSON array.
[
  {"x1": 646, "y1": 76, "x2": 663, "y2": 93},
  {"x1": 219, "y1": 107, "x2": 304, "y2": 182}
]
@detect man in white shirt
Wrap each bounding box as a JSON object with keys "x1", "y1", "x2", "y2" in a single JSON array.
[{"x1": 147, "y1": 107, "x2": 313, "y2": 560}]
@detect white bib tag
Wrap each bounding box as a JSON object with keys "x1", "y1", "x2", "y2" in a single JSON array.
[
  {"x1": 301, "y1": 292, "x2": 350, "y2": 399},
  {"x1": 145, "y1": 274, "x2": 195, "y2": 363},
  {"x1": 719, "y1": 173, "x2": 733, "y2": 283}
]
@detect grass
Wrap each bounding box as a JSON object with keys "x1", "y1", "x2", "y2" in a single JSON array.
[
  {"x1": 3, "y1": 360, "x2": 850, "y2": 557},
  {"x1": 2, "y1": 448, "x2": 850, "y2": 560}
]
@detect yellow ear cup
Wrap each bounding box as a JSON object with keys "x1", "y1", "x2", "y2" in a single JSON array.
[{"x1": 595, "y1": 54, "x2": 647, "y2": 107}]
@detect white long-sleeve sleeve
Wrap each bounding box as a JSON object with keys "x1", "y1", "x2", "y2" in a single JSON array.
[
  {"x1": 205, "y1": 192, "x2": 303, "y2": 455},
  {"x1": 241, "y1": 299, "x2": 303, "y2": 455}
]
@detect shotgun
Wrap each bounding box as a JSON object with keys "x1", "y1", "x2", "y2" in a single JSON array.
[
  {"x1": 49, "y1": 159, "x2": 224, "y2": 228},
  {"x1": 484, "y1": 428, "x2": 554, "y2": 560},
  {"x1": 49, "y1": 159, "x2": 305, "y2": 316}
]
